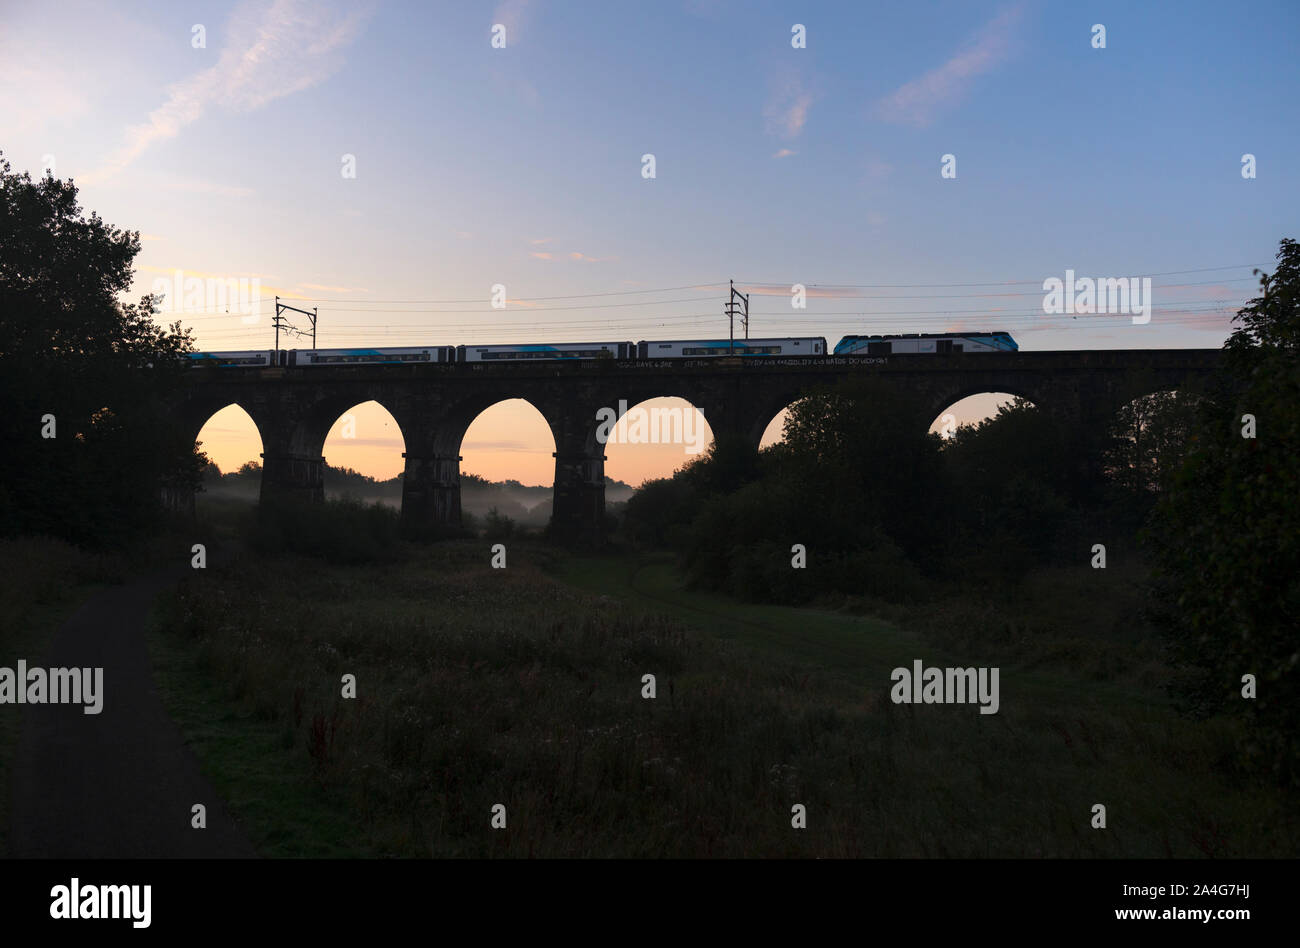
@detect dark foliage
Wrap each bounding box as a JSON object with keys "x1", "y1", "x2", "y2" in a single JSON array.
[
  {"x1": 0, "y1": 153, "x2": 200, "y2": 545},
  {"x1": 1145, "y1": 237, "x2": 1300, "y2": 785},
  {"x1": 249, "y1": 497, "x2": 403, "y2": 565}
]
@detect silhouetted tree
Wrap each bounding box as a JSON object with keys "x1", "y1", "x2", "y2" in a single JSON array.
[
  {"x1": 1145, "y1": 237, "x2": 1300, "y2": 785},
  {"x1": 778, "y1": 376, "x2": 948, "y2": 564},
  {"x1": 0, "y1": 153, "x2": 199, "y2": 543},
  {"x1": 1104, "y1": 390, "x2": 1202, "y2": 496}
]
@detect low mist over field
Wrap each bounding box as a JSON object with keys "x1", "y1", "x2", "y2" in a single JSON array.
[{"x1": 200, "y1": 461, "x2": 635, "y2": 529}]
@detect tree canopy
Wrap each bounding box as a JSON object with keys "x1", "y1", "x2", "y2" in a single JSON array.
[
  {"x1": 1145, "y1": 237, "x2": 1300, "y2": 784},
  {"x1": 0, "y1": 153, "x2": 200, "y2": 544}
]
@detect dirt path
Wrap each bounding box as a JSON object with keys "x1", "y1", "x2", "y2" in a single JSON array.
[{"x1": 8, "y1": 571, "x2": 256, "y2": 858}]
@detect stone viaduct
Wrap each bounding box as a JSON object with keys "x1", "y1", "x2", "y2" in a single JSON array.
[{"x1": 174, "y1": 349, "x2": 1222, "y2": 543}]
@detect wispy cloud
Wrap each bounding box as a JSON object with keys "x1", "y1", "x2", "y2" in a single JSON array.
[
  {"x1": 463, "y1": 439, "x2": 535, "y2": 452},
  {"x1": 84, "y1": 0, "x2": 371, "y2": 183},
  {"x1": 863, "y1": 158, "x2": 893, "y2": 180},
  {"x1": 773, "y1": 148, "x2": 797, "y2": 159},
  {"x1": 529, "y1": 237, "x2": 551, "y2": 245},
  {"x1": 136, "y1": 264, "x2": 306, "y2": 302},
  {"x1": 0, "y1": 55, "x2": 92, "y2": 135},
  {"x1": 323, "y1": 435, "x2": 403, "y2": 448},
  {"x1": 745, "y1": 285, "x2": 867, "y2": 299},
  {"x1": 138, "y1": 264, "x2": 270, "y2": 279},
  {"x1": 152, "y1": 174, "x2": 256, "y2": 198},
  {"x1": 683, "y1": 0, "x2": 729, "y2": 20},
  {"x1": 531, "y1": 249, "x2": 613, "y2": 263},
  {"x1": 764, "y1": 71, "x2": 814, "y2": 139},
  {"x1": 492, "y1": 0, "x2": 533, "y2": 42},
  {"x1": 876, "y1": 3, "x2": 1024, "y2": 127},
  {"x1": 299, "y1": 283, "x2": 369, "y2": 293}
]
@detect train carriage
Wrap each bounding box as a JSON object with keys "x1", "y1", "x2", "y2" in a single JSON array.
[
  {"x1": 291, "y1": 347, "x2": 454, "y2": 366},
  {"x1": 457, "y1": 342, "x2": 634, "y2": 362},
  {"x1": 636, "y1": 337, "x2": 826, "y2": 358},
  {"x1": 185, "y1": 350, "x2": 277, "y2": 368}
]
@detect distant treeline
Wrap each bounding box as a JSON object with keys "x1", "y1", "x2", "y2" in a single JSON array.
[{"x1": 200, "y1": 460, "x2": 635, "y2": 528}]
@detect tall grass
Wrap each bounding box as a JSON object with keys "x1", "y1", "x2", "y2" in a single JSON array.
[
  {"x1": 249, "y1": 497, "x2": 403, "y2": 564},
  {"x1": 153, "y1": 540, "x2": 1296, "y2": 858}
]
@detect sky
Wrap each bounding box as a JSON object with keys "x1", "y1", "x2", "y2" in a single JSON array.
[{"x1": 3, "y1": 0, "x2": 1297, "y2": 484}]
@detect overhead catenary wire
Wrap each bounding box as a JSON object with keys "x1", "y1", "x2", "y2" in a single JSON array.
[
  {"x1": 162, "y1": 275, "x2": 1263, "y2": 319},
  {"x1": 146, "y1": 264, "x2": 1269, "y2": 314},
  {"x1": 733, "y1": 263, "x2": 1272, "y2": 288},
  {"x1": 180, "y1": 301, "x2": 1251, "y2": 335},
  {"x1": 158, "y1": 261, "x2": 1268, "y2": 348},
  {"x1": 188, "y1": 315, "x2": 1244, "y2": 348}
]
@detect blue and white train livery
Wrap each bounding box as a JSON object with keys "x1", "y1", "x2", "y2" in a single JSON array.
[
  {"x1": 291, "y1": 347, "x2": 454, "y2": 366},
  {"x1": 833, "y1": 331, "x2": 1018, "y2": 356},
  {"x1": 635, "y1": 337, "x2": 825, "y2": 358},
  {"x1": 186, "y1": 350, "x2": 277, "y2": 367},
  {"x1": 458, "y1": 342, "x2": 633, "y2": 361}
]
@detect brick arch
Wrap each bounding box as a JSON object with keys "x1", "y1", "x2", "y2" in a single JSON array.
[
  {"x1": 746, "y1": 382, "x2": 854, "y2": 450},
  {"x1": 922, "y1": 379, "x2": 1052, "y2": 430},
  {"x1": 580, "y1": 390, "x2": 720, "y2": 458},
  {"x1": 285, "y1": 392, "x2": 412, "y2": 459},
  {"x1": 414, "y1": 390, "x2": 557, "y2": 456},
  {"x1": 177, "y1": 394, "x2": 272, "y2": 452}
]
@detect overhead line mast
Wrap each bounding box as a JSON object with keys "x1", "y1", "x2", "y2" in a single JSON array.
[
  {"x1": 725, "y1": 279, "x2": 749, "y2": 354},
  {"x1": 273, "y1": 297, "x2": 319, "y2": 354}
]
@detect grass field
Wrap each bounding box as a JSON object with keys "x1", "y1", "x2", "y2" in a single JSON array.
[{"x1": 139, "y1": 522, "x2": 1297, "y2": 858}]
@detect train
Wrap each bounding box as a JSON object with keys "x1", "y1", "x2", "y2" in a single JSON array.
[
  {"x1": 185, "y1": 332, "x2": 1015, "y2": 367},
  {"x1": 833, "y1": 331, "x2": 1018, "y2": 355}
]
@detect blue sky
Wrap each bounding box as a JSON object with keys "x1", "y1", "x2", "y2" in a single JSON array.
[
  {"x1": 3, "y1": 0, "x2": 1296, "y2": 349},
  {"x1": 3, "y1": 0, "x2": 1297, "y2": 480}
]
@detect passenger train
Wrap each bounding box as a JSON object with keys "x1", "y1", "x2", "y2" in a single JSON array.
[
  {"x1": 185, "y1": 332, "x2": 1015, "y2": 367},
  {"x1": 833, "y1": 331, "x2": 1018, "y2": 355}
]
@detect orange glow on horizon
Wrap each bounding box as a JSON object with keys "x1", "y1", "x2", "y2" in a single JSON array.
[{"x1": 194, "y1": 394, "x2": 1019, "y2": 489}]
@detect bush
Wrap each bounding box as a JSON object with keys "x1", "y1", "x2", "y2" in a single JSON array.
[
  {"x1": 250, "y1": 497, "x2": 403, "y2": 564},
  {"x1": 482, "y1": 507, "x2": 517, "y2": 541}
]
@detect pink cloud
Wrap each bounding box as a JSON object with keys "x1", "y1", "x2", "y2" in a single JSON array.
[
  {"x1": 764, "y1": 71, "x2": 814, "y2": 139},
  {"x1": 876, "y1": 3, "x2": 1024, "y2": 127}
]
